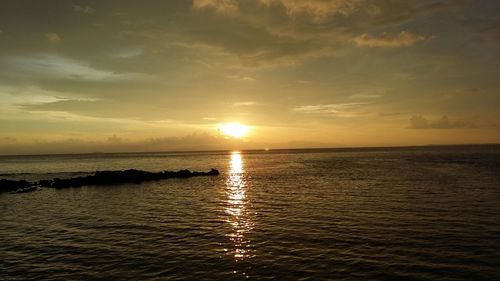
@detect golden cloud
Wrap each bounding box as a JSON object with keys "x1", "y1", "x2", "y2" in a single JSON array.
[
  {"x1": 192, "y1": 0, "x2": 239, "y2": 14},
  {"x1": 353, "y1": 30, "x2": 426, "y2": 48}
]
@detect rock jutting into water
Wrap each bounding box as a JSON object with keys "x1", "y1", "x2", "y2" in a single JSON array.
[{"x1": 0, "y1": 168, "x2": 220, "y2": 194}]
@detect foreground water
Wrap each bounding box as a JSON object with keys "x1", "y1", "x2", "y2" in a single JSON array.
[{"x1": 1, "y1": 146, "x2": 500, "y2": 280}]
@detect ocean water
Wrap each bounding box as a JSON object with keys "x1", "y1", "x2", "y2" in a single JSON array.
[{"x1": 1, "y1": 146, "x2": 500, "y2": 280}]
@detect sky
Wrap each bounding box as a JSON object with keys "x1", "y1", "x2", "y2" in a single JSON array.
[{"x1": 0, "y1": 0, "x2": 499, "y2": 154}]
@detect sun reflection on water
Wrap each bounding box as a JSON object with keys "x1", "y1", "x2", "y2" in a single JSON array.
[{"x1": 225, "y1": 151, "x2": 253, "y2": 260}]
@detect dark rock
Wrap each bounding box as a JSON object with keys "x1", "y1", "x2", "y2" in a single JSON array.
[
  {"x1": 0, "y1": 179, "x2": 32, "y2": 193},
  {"x1": 38, "y1": 179, "x2": 53, "y2": 187},
  {"x1": 207, "y1": 168, "x2": 220, "y2": 176},
  {"x1": 1, "y1": 168, "x2": 220, "y2": 193}
]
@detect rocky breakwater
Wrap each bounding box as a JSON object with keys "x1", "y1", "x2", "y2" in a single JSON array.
[{"x1": 0, "y1": 168, "x2": 220, "y2": 194}]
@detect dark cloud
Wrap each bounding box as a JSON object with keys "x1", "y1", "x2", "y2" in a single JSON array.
[{"x1": 0, "y1": 0, "x2": 451, "y2": 67}]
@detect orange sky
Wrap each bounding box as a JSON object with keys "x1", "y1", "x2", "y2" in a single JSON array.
[{"x1": 1, "y1": 0, "x2": 499, "y2": 154}]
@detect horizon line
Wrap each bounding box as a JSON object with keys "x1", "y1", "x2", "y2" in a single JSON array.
[{"x1": 1, "y1": 143, "x2": 499, "y2": 157}]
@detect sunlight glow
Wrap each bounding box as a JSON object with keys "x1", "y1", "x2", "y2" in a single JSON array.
[{"x1": 219, "y1": 123, "x2": 249, "y2": 138}]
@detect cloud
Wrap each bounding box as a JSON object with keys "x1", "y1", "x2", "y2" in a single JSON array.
[
  {"x1": 193, "y1": 0, "x2": 377, "y2": 25},
  {"x1": 21, "y1": 99, "x2": 106, "y2": 118},
  {"x1": 378, "y1": 112, "x2": 401, "y2": 117},
  {"x1": 408, "y1": 115, "x2": 470, "y2": 129},
  {"x1": 192, "y1": 0, "x2": 239, "y2": 14},
  {"x1": 233, "y1": 101, "x2": 257, "y2": 106},
  {"x1": 0, "y1": 136, "x2": 17, "y2": 143},
  {"x1": 259, "y1": 0, "x2": 365, "y2": 23},
  {"x1": 349, "y1": 93, "x2": 382, "y2": 99},
  {"x1": 72, "y1": 4, "x2": 95, "y2": 14},
  {"x1": 227, "y1": 75, "x2": 256, "y2": 81},
  {"x1": 0, "y1": 132, "x2": 247, "y2": 155},
  {"x1": 107, "y1": 134, "x2": 124, "y2": 143},
  {"x1": 7, "y1": 54, "x2": 148, "y2": 81},
  {"x1": 186, "y1": 2, "x2": 432, "y2": 66},
  {"x1": 293, "y1": 103, "x2": 365, "y2": 117},
  {"x1": 353, "y1": 31, "x2": 426, "y2": 48},
  {"x1": 20, "y1": 98, "x2": 145, "y2": 120},
  {"x1": 45, "y1": 32, "x2": 61, "y2": 44}
]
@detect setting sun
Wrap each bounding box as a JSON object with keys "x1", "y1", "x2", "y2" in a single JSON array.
[{"x1": 219, "y1": 123, "x2": 250, "y2": 138}]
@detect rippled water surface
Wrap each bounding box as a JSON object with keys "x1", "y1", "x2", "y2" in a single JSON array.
[{"x1": 1, "y1": 146, "x2": 500, "y2": 280}]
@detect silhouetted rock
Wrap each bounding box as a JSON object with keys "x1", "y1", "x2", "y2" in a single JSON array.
[
  {"x1": 0, "y1": 168, "x2": 220, "y2": 193},
  {"x1": 38, "y1": 179, "x2": 53, "y2": 187},
  {"x1": 207, "y1": 168, "x2": 220, "y2": 176},
  {"x1": 0, "y1": 179, "x2": 32, "y2": 193}
]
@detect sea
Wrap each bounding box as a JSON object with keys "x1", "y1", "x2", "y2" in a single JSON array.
[{"x1": 1, "y1": 145, "x2": 499, "y2": 280}]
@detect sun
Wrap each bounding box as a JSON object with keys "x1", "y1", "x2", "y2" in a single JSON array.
[{"x1": 219, "y1": 123, "x2": 250, "y2": 138}]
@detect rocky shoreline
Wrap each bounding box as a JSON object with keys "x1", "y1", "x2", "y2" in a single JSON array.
[{"x1": 0, "y1": 168, "x2": 220, "y2": 194}]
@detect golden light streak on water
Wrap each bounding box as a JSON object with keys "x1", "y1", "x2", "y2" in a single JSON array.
[{"x1": 225, "y1": 151, "x2": 253, "y2": 260}]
